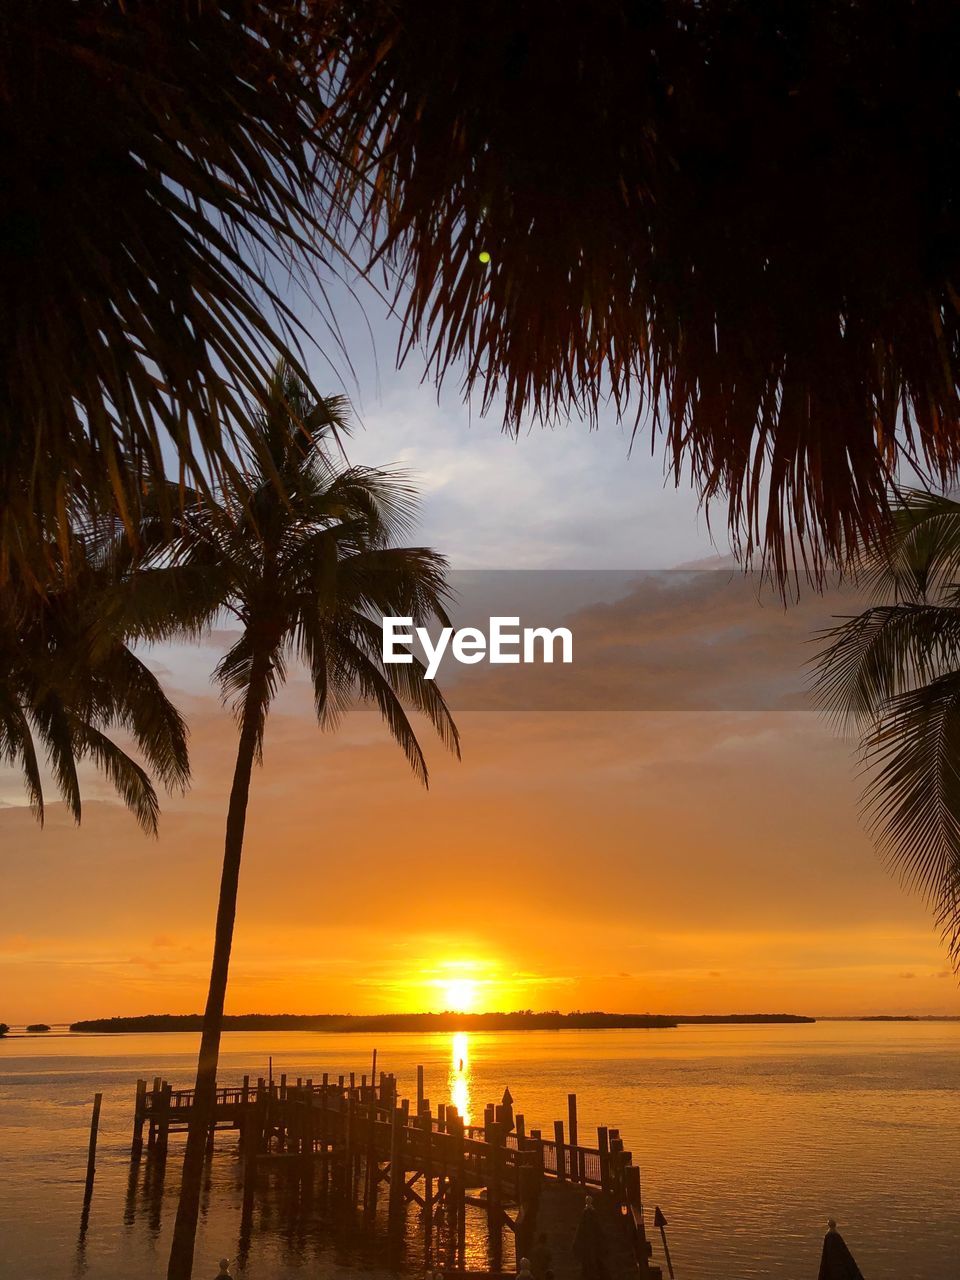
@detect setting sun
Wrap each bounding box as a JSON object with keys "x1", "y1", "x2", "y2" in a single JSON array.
[{"x1": 441, "y1": 976, "x2": 478, "y2": 1011}]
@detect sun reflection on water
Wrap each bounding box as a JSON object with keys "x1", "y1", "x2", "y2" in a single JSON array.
[{"x1": 449, "y1": 1030, "x2": 471, "y2": 1124}]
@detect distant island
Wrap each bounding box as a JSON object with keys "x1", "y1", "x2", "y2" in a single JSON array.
[{"x1": 68, "y1": 1010, "x2": 816, "y2": 1033}]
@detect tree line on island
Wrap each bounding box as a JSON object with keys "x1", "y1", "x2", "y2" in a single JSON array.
[{"x1": 67, "y1": 1011, "x2": 815, "y2": 1033}]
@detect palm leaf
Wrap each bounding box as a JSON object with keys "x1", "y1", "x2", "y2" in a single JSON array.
[
  {"x1": 864, "y1": 675, "x2": 960, "y2": 967},
  {"x1": 1, "y1": 2, "x2": 346, "y2": 584},
  {"x1": 328, "y1": 2, "x2": 960, "y2": 580},
  {"x1": 813, "y1": 489, "x2": 960, "y2": 970}
]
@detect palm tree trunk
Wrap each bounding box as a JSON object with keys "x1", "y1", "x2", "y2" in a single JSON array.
[{"x1": 167, "y1": 659, "x2": 268, "y2": 1280}]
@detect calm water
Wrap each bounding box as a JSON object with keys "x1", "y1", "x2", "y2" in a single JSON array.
[{"x1": 1, "y1": 1023, "x2": 957, "y2": 1280}]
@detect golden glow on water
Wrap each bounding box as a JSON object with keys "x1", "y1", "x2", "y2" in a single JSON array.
[
  {"x1": 2, "y1": 1025, "x2": 959, "y2": 1279},
  {"x1": 449, "y1": 1030, "x2": 471, "y2": 1123}
]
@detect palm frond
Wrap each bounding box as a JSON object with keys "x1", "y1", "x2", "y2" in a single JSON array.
[
  {"x1": 0, "y1": 525, "x2": 192, "y2": 829},
  {"x1": 860, "y1": 490, "x2": 960, "y2": 603},
  {"x1": 864, "y1": 675, "x2": 960, "y2": 967},
  {"x1": 813, "y1": 488, "x2": 960, "y2": 970},
  {"x1": 0, "y1": 691, "x2": 45, "y2": 824},
  {"x1": 1, "y1": 1, "x2": 344, "y2": 583},
  {"x1": 328, "y1": 1, "x2": 960, "y2": 580},
  {"x1": 75, "y1": 722, "x2": 160, "y2": 837},
  {"x1": 813, "y1": 603, "x2": 960, "y2": 731}
]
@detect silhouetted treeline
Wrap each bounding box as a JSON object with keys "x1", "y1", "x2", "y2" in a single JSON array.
[
  {"x1": 672, "y1": 1014, "x2": 815, "y2": 1024},
  {"x1": 68, "y1": 1010, "x2": 815, "y2": 1033}
]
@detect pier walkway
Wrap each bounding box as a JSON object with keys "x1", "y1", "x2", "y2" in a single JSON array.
[{"x1": 131, "y1": 1068, "x2": 662, "y2": 1279}]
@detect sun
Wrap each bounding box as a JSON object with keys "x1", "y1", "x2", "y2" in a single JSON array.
[{"x1": 441, "y1": 976, "x2": 479, "y2": 1012}]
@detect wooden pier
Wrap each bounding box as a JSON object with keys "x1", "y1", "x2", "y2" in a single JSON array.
[{"x1": 130, "y1": 1067, "x2": 662, "y2": 1278}]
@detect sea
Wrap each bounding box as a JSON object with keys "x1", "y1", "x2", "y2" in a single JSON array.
[{"x1": 1, "y1": 1022, "x2": 957, "y2": 1280}]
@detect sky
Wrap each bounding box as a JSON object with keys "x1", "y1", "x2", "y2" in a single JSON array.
[{"x1": 2, "y1": 276, "x2": 958, "y2": 1024}]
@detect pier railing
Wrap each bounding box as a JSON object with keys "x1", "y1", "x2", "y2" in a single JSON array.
[{"x1": 131, "y1": 1067, "x2": 660, "y2": 1278}]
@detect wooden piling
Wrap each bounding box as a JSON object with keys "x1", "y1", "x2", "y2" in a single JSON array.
[
  {"x1": 568, "y1": 1092, "x2": 579, "y2": 1154},
  {"x1": 598, "y1": 1126, "x2": 610, "y2": 1192},
  {"x1": 84, "y1": 1092, "x2": 103, "y2": 1200},
  {"x1": 420, "y1": 1107, "x2": 434, "y2": 1245},
  {"x1": 553, "y1": 1119, "x2": 566, "y2": 1181},
  {"x1": 388, "y1": 1105, "x2": 404, "y2": 1226},
  {"x1": 487, "y1": 1120, "x2": 503, "y2": 1222},
  {"x1": 452, "y1": 1112, "x2": 466, "y2": 1261},
  {"x1": 131, "y1": 1079, "x2": 146, "y2": 1157},
  {"x1": 158, "y1": 1082, "x2": 172, "y2": 1150}
]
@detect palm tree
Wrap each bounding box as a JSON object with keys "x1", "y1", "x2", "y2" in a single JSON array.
[
  {"x1": 329, "y1": 2, "x2": 960, "y2": 580},
  {"x1": 813, "y1": 490, "x2": 960, "y2": 973},
  {"x1": 0, "y1": 544, "x2": 189, "y2": 832},
  {"x1": 12, "y1": 4, "x2": 960, "y2": 595},
  {"x1": 1, "y1": 2, "x2": 338, "y2": 587},
  {"x1": 148, "y1": 365, "x2": 460, "y2": 1280}
]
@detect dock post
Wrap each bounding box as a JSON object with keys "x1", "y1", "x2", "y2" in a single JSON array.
[
  {"x1": 240, "y1": 1072, "x2": 250, "y2": 1144},
  {"x1": 388, "y1": 1105, "x2": 404, "y2": 1227},
  {"x1": 318, "y1": 1084, "x2": 328, "y2": 1188},
  {"x1": 363, "y1": 1092, "x2": 379, "y2": 1215},
  {"x1": 344, "y1": 1090, "x2": 357, "y2": 1208},
  {"x1": 158, "y1": 1082, "x2": 172, "y2": 1151},
  {"x1": 487, "y1": 1120, "x2": 504, "y2": 1273},
  {"x1": 568, "y1": 1094, "x2": 579, "y2": 1180},
  {"x1": 417, "y1": 1064, "x2": 424, "y2": 1113},
  {"x1": 516, "y1": 1156, "x2": 541, "y2": 1261},
  {"x1": 277, "y1": 1075, "x2": 287, "y2": 1150},
  {"x1": 131, "y1": 1079, "x2": 146, "y2": 1159},
  {"x1": 609, "y1": 1131, "x2": 624, "y2": 1200},
  {"x1": 303, "y1": 1096, "x2": 315, "y2": 1180},
  {"x1": 529, "y1": 1128, "x2": 545, "y2": 1182},
  {"x1": 147, "y1": 1077, "x2": 161, "y2": 1148},
  {"x1": 597, "y1": 1127, "x2": 610, "y2": 1192},
  {"x1": 484, "y1": 1102, "x2": 495, "y2": 1139},
  {"x1": 287, "y1": 1088, "x2": 299, "y2": 1163},
  {"x1": 553, "y1": 1119, "x2": 566, "y2": 1181},
  {"x1": 83, "y1": 1092, "x2": 103, "y2": 1200},
  {"x1": 488, "y1": 1120, "x2": 503, "y2": 1221},
  {"x1": 451, "y1": 1112, "x2": 466, "y2": 1262},
  {"x1": 420, "y1": 1107, "x2": 434, "y2": 1251}
]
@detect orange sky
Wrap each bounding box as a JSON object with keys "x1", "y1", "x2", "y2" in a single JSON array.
[{"x1": 3, "y1": 568, "x2": 959, "y2": 1024}]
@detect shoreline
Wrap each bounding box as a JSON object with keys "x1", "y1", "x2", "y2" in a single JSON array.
[{"x1": 63, "y1": 1011, "x2": 815, "y2": 1034}]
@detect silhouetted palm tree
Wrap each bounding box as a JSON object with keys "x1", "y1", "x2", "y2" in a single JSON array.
[
  {"x1": 814, "y1": 491, "x2": 960, "y2": 971},
  {"x1": 149, "y1": 365, "x2": 460, "y2": 1280},
  {"x1": 2, "y1": 2, "x2": 335, "y2": 585},
  {"x1": 330, "y1": 2, "x2": 960, "y2": 579},
  {"x1": 0, "y1": 546, "x2": 189, "y2": 831},
  {"x1": 13, "y1": 4, "x2": 960, "y2": 593}
]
